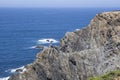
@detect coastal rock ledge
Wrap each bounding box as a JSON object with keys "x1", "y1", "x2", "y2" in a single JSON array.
[{"x1": 9, "y1": 11, "x2": 120, "y2": 80}]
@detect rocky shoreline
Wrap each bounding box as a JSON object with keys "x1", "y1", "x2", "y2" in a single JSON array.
[{"x1": 9, "y1": 11, "x2": 120, "y2": 80}]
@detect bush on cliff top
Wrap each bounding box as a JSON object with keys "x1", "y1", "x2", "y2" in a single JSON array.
[{"x1": 88, "y1": 70, "x2": 120, "y2": 80}]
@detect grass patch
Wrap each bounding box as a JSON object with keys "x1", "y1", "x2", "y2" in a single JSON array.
[{"x1": 88, "y1": 70, "x2": 120, "y2": 80}]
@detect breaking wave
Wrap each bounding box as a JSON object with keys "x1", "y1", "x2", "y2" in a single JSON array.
[
  {"x1": 29, "y1": 46, "x2": 36, "y2": 49},
  {"x1": 37, "y1": 38, "x2": 59, "y2": 44},
  {"x1": 5, "y1": 66, "x2": 26, "y2": 73},
  {"x1": 0, "y1": 77, "x2": 9, "y2": 80}
]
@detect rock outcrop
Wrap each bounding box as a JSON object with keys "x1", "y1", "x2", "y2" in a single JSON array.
[{"x1": 8, "y1": 11, "x2": 120, "y2": 80}]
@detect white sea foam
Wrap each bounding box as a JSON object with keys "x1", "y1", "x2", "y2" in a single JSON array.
[
  {"x1": 37, "y1": 38, "x2": 59, "y2": 44},
  {"x1": 29, "y1": 46, "x2": 36, "y2": 49},
  {"x1": 0, "y1": 77, "x2": 9, "y2": 80},
  {"x1": 11, "y1": 66, "x2": 24, "y2": 73},
  {"x1": 28, "y1": 38, "x2": 59, "y2": 49},
  {"x1": 75, "y1": 29, "x2": 80, "y2": 31},
  {"x1": 5, "y1": 66, "x2": 26, "y2": 73}
]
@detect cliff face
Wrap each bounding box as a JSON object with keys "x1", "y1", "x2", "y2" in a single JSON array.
[{"x1": 9, "y1": 11, "x2": 120, "y2": 80}]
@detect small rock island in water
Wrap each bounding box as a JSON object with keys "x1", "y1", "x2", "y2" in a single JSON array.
[{"x1": 9, "y1": 11, "x2": 120, "y2": 80}]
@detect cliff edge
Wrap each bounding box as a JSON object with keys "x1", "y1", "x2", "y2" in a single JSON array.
[{"x1": 9, "y1": 11, "x2": 120, "y2": 80}]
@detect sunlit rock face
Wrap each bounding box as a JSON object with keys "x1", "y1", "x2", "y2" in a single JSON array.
[{"x1": 9, "y1": 11, "x2": 120, "y2": 80}]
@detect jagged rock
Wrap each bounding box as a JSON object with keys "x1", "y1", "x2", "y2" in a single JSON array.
[
  {"x1": 35, "y1": 45, "x2": 44, "y2": 49},
  {"x1": 8, "y1": 11, "x2": 120, "y2": 80}
]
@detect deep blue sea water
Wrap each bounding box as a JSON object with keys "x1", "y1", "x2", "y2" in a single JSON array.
[{"x1": 0, "y1": 8, "x2": 119, "y2": 79}]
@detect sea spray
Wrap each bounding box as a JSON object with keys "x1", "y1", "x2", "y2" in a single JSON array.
[
  {"x1": 0, "y1": 77, "x2": 9, "y2": 80},
  {"x1": 37, "y1": 38, "x2": 59, "y2": 44}
]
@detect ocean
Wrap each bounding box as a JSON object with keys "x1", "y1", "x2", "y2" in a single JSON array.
[{"x1": 0, "y1": 8, "x2": 119, "y2": 80}]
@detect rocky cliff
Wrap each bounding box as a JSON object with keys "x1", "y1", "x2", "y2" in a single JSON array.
[{"x1": 8, "y1": 11, "x2": 120, "y2": 80}]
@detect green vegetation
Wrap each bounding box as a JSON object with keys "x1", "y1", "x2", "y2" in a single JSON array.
[{"x1": 88, "y1": 70, "x2": 120, "y2": 80}]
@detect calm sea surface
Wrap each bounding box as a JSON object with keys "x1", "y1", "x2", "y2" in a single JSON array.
[{"x1": 0, "y1": 8, "x2": 119, "y2": 79}]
